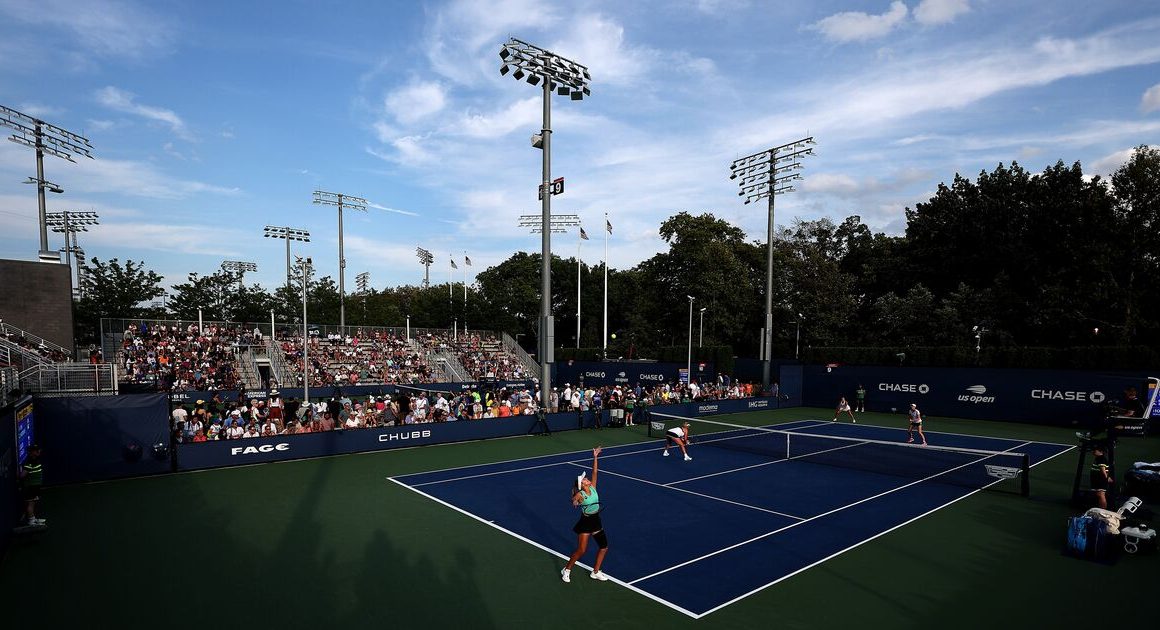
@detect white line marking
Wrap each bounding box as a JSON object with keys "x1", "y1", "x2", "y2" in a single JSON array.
[
  {"x1": 564, "y1": 462, "x2": 805, "y2": 521},
  {"x1": 628, "y1": 441, "x2": 1034, "y2": 586},
  {"x1": 387, "y1": 476, "x2": 703, "y2": 620}
]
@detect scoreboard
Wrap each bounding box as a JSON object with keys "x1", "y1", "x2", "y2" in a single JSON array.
[{"x1": 15, "y1": 399, "x2": 33, "y2": 465}]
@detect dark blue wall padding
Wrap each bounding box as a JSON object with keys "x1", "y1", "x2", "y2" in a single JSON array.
[
  {"x1": 34, "y1": 394, "x2": 171, "y2": 485},
  {"x1": 802, "y1": 365, "x2": 1152, "y2": 427}
]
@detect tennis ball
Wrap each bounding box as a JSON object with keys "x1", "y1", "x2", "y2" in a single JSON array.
[{"x1": 611, "y1": 333, "x2": 617, "y2": 339}]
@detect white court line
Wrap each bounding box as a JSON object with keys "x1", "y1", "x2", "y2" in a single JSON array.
[
  {"x1": 628, "y1": 441, "x2": 1034, "y2": 587},
  {"x1": 387, "y1": 476, "x2": 703, "y2": 620},
  {"x1": 406, "y1": 440, "x2": 662, "y2": 487},
  {"x1": 668, "y1": 435, "x2": 875, "y2": 486},
  {"x1": 391, "y1": 413, "x2": 1077, "y2": 619},
  {"x1": 696, "y1": 441, "x2": 1077, "y2": 618},
  {"x1": 405, "y1": 418, "x2": 830, "y2": 488},
  {"x1": 563, "y1": 461, "x2": 805, "y2": 521}
]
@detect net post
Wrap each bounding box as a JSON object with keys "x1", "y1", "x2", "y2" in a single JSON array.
[{"x1": 1021, "y1": 453, "x2": 1030, "y2": 497}]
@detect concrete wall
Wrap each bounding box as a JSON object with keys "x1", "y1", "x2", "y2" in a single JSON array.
[{"x1": 0, "y1": 258, "x2": 74, "y2": 350}]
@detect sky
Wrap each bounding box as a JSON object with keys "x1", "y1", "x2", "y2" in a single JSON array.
[{"x1": 1, "y1": 0, "x2": 1158, "y2": 297}]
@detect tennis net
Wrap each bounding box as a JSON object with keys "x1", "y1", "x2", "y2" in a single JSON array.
[{"x1": 648, "y1": 412, "x2": 1031, "y2": 496}]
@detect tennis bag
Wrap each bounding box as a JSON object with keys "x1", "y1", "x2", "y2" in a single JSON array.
[{"x1": 1066, "y1": 515, "x2": 1114, "y2": 561}]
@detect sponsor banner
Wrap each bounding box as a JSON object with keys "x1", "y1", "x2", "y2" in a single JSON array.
[
  {"x1": 553, "y1": 361, "x2": 715, "y2": 388},
  {"x1": 804, "y1": 365, "x2": 1151, "y2": 427},
  {"x1": 176, "y1": 412, "x2": 572, "y2": 471}
]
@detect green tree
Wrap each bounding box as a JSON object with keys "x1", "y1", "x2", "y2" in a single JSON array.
[
  {"x1": 76, "y1": 258, "x2": 165, "y2": 341},
  {"x1": 1111, "y1": 145, "x2": 1160, "y2": 345}
]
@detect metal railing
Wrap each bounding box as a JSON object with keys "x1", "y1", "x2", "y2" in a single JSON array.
[
  {"x1": 0, "y1": 321, "x2": 73, "y2": 361},
  {"x1": 0, "y1": 338, "x2": 54, "y2": 370},
  {"x1": 502, "y1": 332, "x2": 539, "y2": 375},
  {"x1": 16, "y1": 363, "x2": 118, "y2": 396},
  {"x1": 431, "y1": 349, "x2": 468, "y2": 382},
  {"x1": 237, "y1": 346, "x2": 263, "y2": 390},
  {"x1": 265, "y1": 337, "x2": 290, "y2": 388}
]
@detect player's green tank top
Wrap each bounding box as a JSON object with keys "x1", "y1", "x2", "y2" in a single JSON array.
[{"x1": 579, "y1": 487, "x2": 600, "y2": 515}]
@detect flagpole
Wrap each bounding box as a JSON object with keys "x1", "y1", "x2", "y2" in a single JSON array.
[
  {"x1": 463, "y1": 251, "x2": 468, "y2": 336},
  {"x1": 603, "y1": 212, "x2": 609, "y2": 360},
  {"x1": 577, "y1": 229, "x2": 582, "y2": 349}
]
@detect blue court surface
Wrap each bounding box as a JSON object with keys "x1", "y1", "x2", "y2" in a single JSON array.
[{"x1": 389, "y1": 418, "x2": 1073, "y2": 618}]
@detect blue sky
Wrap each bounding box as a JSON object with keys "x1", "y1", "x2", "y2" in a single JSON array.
[{"x1": 1, "y1": 0, "x2": 1158, "y2": 295}]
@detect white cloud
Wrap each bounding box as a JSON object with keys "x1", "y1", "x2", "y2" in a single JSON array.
[
  {"x1": 810, "y1": 1, "x2": 909, "y2": 43},
  {"x1": 94, "y1": 86, "x2": 192, "y2": 140},
  {"x1": 367, "y1": 201, "x2": 420, "y2": 217},
  {"x1": 17, "y1": 102, "x2": 64, "y2": 118},
  {"x1": 456, "y1": 97, "x2": 541, "y2": 139},
  {"x1": 728, "y1": 20, "x2": 1160, "y2": 150},
  {"x1": 0, "y1": 0, "x2": 174, "y2": 59},
  {"x1": 1088, "y1": 145, "x2": 1160, "y2": 177},
  {"x1": 914, "y1": 0, "x2": 970, "y2": 26},
  {"x1": 424, "y1": 0, "x2": 562, "y2": 85},
  {"x1": 1142, "y1": 83, "x2": 1160, "y2": 114},
  {"x1": 385, "y1": 81, "x2": 448, "y2": 124}
]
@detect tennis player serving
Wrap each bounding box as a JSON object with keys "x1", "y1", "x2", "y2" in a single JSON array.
[
  {"x1": 664, "y1": 421, "x2": 693, "y2": 461},
  {"x1": 562, "y1": 446, "x2": 610, "y2": 583}
]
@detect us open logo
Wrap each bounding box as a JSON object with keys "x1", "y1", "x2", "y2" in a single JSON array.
[{"x1": 959, "y1": 385, "x2": 996, "y2": 404}]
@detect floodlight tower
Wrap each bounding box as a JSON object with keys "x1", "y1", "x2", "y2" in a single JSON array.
[
  {"x1": 356, "y1": 272, "x2": 370, "y2": 324},
  {"x1": 263, "y1": 225, "x2": 311, "y2": 287},
  {"x1": 1, "y1": 105, "x2": 94, "y2": 262},
  {"x1": 730, "y1": 136, "x2": 816, "y2": 390},
  {"x1": 416, "y1": 247, "x2": 434, "y2": 289},
  {"x1": 297, "y1": 256, "x2": 313, "y2": 403},
  {"x1": 45, "y1": 210, "x2": 98, "y2": 290},
  {"x1": 313, "y1": 190, "x2": 367, "y2": 330},
  {"x1": 499, "y1": 36, "x2": 590, "y2": 410},
  {"x1": 221, "y1": 260, "x2": 257, "y2": 289}
]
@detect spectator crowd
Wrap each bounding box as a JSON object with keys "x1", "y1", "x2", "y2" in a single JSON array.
[{"x1": 172, "y1": 376, "x2": 768, "y2": 444}]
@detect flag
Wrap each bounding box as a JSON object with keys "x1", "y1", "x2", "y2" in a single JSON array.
[
  {"x1": 580, "y1": 227, "x2": 589, "y2": 240},
  {"x1": 450, "y1": 259, "x2": 458, "y2": 270},
  {"x1": 465, "y1": 256, "x2": 472, "y2": 266},
  {"x1": 606, "y1": 219, "x2": 612, "y2": 234}
]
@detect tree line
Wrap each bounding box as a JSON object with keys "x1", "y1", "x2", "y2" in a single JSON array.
[{"x1": 77, "y1": 146, "x2": 1160, "y2": 368}]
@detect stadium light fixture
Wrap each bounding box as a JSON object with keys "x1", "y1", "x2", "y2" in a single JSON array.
[
  {"x1": 46, "y1": 210, "x2": 99, "y2": 295},
  {"x1": 699, "y1": 306, "x2": 707, "y2": 347},
  {"x1": 499, "y1": 36, "x2": 591, "y2": 412},
  {"x1": 221, "y1": 260, "x2": 258, "y2": 289},
  {"x1": 416, "y1": 246, "x2": 434, "y2": 289},
  {"x1": 730, "y1": 136, "x2": 816, "y2": 390},
  {"x1": 264, "y1": 225, "x2": 311, "y2": 288},
  {"x1": 314, "y1": 190, "x2": 368, "y2": 331},
  {"x1": 2, "y1": 104, "x2": 94, "y2": 262}
]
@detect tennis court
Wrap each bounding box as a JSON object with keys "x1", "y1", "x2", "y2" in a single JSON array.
[{"x1": 391, "y1": 414, "x2": 1073, "y2": 618}]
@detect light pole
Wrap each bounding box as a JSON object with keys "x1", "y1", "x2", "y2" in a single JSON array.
[
  {"x1": 313, "y1": 190, "x2": 367, "y2": 331},
  {"x1": 699, "y1": 307, "x2": 707, "y2": 347},
  {"x1": 263, "y1": 225, "x2": 310, "y2": 288},
  {"x1": 730, "y1": 136, "x2": 816, "y2": 390},
  {"x1": 221, "y1": 260, "x2": 257, "y2": 290},
  {"x1": 687, "y1": 295, "x2": 695, "y2": 384},
  {"x1": 973, "y1": 325, "x2": 988, "y2": 363},
  {"x1": 405, "y1": 314, "x2": 410, "y2": 342},
  {"x1": 501, "y1": 36, "x2": 590, "y2": 411},
  {"x1": 1, "y1": 105, "x2": 94, "y2": 262},
  {"x1": 297, "y1": 256, "x2": 313, "y2": 405},
  {"x1": 795, "y1": 313, "x2": 803, "y2": 361},
  {"x1": 415, "y1": 247, "x2": 434, "y2": 289},
  {"x1": 46, "y1": 210, "x2": 98, "y2": 295}
]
